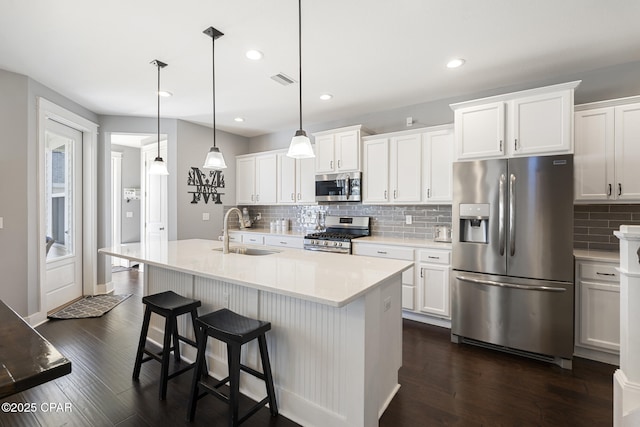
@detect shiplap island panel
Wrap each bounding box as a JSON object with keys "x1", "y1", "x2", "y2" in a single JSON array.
[{"x1": 100, "y1": 239, "x2": 412, "y2": 427}]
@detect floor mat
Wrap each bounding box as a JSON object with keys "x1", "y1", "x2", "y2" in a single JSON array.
[{"x1": 48, "y1": 294, "x2": 132, "y2": 319}]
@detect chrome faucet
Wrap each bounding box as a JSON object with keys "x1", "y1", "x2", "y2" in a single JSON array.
[{"x1": 222, "y1": 207, "x2": 245, "y2": 254}]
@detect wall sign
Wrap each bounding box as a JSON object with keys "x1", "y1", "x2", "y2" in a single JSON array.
[{"x1": 187, "y1": 167, "x2": 225, "y2": 204}]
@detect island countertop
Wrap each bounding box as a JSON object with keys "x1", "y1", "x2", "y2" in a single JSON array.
[{"x1": 99, "y1": 238, "x2": 412, "y2": 308}]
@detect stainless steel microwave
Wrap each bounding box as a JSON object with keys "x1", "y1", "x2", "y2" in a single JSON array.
[{"x1": 315, "y1": 172, "x2": 361, "y2": 202}]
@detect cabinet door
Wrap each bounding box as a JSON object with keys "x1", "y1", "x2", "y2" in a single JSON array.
[
  {"x1": 574, "y1": 108, "x2": 615, "y2": 201},
  {"x1": 315, "y1": 134, "x2": 335, "y2": 173},
  {"x1": 423, "y1": 129, "x2": 454, "y2": 203},
  {"x1": 362, "y1": 139, "x2": 390, "y2": 203},
  {"x1": 255, "y1": 154, "x2": 277, "y2": 204},
  {"x1": 335, "y1": 130, "x2": 360, "y2": 171},
  {"x1": 236, "y1": 156, "x2": 256, "y2": 204},
  {"x1": 578, "y1": 280, "x2": 620, "y2": 352},
  {"x1": 296, "y1": 156, "x2": 316, "y2": 204},
  {"x1": 391, "y1": 134, "x2": 422, "y2": 203},
  {"x1": 418, "y1": 263, "x2": 450, "y2": 318},
  {"x1": 455, "y1": 102, "x2": 505, "y2": 160},
  {"x1": 277, "y1": 153, "x2": 296, "y2": 204},
  {"x1": 510, "y1": 90, "x2": 573, "y2": 156},
  {"x1": 614, "y1": 102, "x2": 640, "y2": 200}
]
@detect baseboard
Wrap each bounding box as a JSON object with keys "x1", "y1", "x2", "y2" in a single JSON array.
[
  {"x1": 402, "y1": 310, "x2": 451, "y2": 329},
  {"x1": 574, "y1": 345, "x2": 620, "y2": 366}
]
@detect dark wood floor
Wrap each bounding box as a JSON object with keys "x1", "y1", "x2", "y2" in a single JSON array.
[{"x1": 1, "y1": 269, "x2": 615, "y2": 426}]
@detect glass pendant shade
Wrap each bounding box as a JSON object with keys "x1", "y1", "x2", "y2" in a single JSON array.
[
  {"x1": 203, "y1": 146, "x2": 227, "y2": 169},
  {"x1": 287, "y1": 130, "x2": 314, "y2": 159},
  {"x1": 149, "y1": 156, "x2": 169, "y2": 175}
]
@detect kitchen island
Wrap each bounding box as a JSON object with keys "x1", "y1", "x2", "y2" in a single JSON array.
[{"x1": 99, "y1": 239, "x2": 412, "y2": 427}]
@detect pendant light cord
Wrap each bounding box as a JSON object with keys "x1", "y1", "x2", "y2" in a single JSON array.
[
  {"x1": 298, "y1": 0, "x2": 303, "y2": 132},
  {"x1": 212, "y1": 35, "x2": 217, "y2": 148},
  {"x1": 157, "y1": 62, "x2": 161, "y2": 159}
]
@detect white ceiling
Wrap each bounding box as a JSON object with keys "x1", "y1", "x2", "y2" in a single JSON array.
[{"x1": 2, "y1": 0, "x2": 640, "y2": 138}]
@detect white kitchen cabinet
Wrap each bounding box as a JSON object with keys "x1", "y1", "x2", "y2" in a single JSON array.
[
  {"x1": 277, "y1": 152, "x2": 316, "y2": 204},
  {"x1": 451, "y1": 81, "x2": 579, "y2": 160},
  {"x1": 236, "y1": 153, "x2": 277, "y2": 205},
  {"x1": 423, "y1": 127, "x2": 454, "y2": 203},
  {"x1": 416, "y1": 249, "x2": 451, "y2": 318},
  {"x1": 574, "y1": 98, "x2": 640, "y2": 202},
  {"x1": 352, "y1": 243, "x2": 415, "y2": 310},
  {"x1": 263, "y1": 235, "x2": 303, "y2": 249},
  {"x1": 313, "y1": 125, "x2": 369, "y2": 174},
  {"x1": 362, "y1": 132, "x2": 422, "y2": 204},
  {"x1": 575, "y1": 259, "x2": 620, "y2": 363}
]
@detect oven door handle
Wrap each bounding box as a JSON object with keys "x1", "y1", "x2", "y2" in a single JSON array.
[{"x1": 457, "y1": 276, "x2": 566, "y2": 292}]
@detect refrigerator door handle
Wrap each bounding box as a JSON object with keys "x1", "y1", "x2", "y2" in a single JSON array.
[
  {"x1": 499, "y1": 174, "x2": 506, "y2": 255},
  {"x1": 509, "y1": 173, "x2": 516, "y2": 256},
  {"x1": 457, "y1": 276, "x2": 567, "y2": 292}
]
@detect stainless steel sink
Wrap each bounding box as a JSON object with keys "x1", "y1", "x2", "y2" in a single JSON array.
[{"x1": 213, "y1": 247, "x2": 280, "y2": 256}]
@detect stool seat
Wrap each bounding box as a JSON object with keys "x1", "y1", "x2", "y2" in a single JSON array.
[
  {"x1": 188, "y1": 308, "x2": 278, "y2": 426},
  {"x1": 196, "y1": 308, "x2": 270, "y2": 344},
  {"x1": 133, "y1": 291, "x2": 202, "y2": 400}
]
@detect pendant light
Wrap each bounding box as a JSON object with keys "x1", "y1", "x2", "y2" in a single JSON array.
[
  {"x1": 287, "y1": 0, "x2": 315, "y2": 159},
  {"x1": 202, "y1": 26, "x2": 227, "y2": 170},
  {"x1": 149, "y1": 59, "x2": 170, "y2": 176}
]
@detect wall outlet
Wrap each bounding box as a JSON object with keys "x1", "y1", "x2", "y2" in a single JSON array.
[
  {"x1": 406, "y1": 117, "x2": 413, "y2": 127},
  {"x1": 405, "y1": 215, "x2": 412, "y2": 225},
  {"x1": 383, "y1": 296, "x2": 392, "y2": 312},
  {"x1": 202, "y1": 212, "x2": 210, "y2": 221},
  {"x1": 126, "y1": 211, "x2": 133, "y2": 218},
  {"x1": 256, "y1": 213, "x2": 262, "y2": 221}
]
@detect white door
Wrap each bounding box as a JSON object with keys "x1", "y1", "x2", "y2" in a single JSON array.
[
  {"x1": 424, "y1": 129, "x2": 454, "y2": 203},
  {"x1": 455, "y1": 102, "x2": 505, "y2": 160},
  {"x1": 236, "y1": 156, "x2": 256, "y2": 204},
  {"x1": 45, "y1": 120, "x2": 83, "y2": 312},
  {"x1": 142, "y1": 142, "x2": 168, "y2": 245},
  {"x1": 362, "y1": 139, "x2": 389, "y2": 204},
  {"x1": 614, "y1": 102, "x2": 640, "y2": 200},
  {"x1": 314, "y1": 134, "x2": 335, "y2": 173},
  {"x1": 391, "y1": 133, "x2": 422, "y2": 203},
  {"x1": 277, "y1": 153, "x2": 296, "y2": 204},
  {"x1": 335, "y1": 130, "x2": 359, "y2": 171},
  {"x1": 296, "y1": 156, "x2": 316, "y2": 204}
]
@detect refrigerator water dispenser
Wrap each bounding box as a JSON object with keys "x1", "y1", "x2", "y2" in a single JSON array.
[{"x1": 459, "y1": 203, "x2": 489, "y2": 243}]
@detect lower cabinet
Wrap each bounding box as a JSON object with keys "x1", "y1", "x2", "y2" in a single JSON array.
[
  {"x1": 575, "y1": 259, "x2": 620, "y2": 364},
  {"x1": 351, "y1": 243, "x2": 415, "y2": 310},
  {"x1": 416, "y1": 249, "x2": 451, "y2": 318}
]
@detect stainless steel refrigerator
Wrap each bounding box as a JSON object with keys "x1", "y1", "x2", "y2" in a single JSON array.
[{"x1": 451, "y1": 154, "x2": 574, "y2": 367}]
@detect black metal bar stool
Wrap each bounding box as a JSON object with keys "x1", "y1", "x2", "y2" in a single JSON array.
[
  {"x1": 187, "y1": 308, "x2": 278, "y2": 426},
  {"x1": 132, "y1": 290, "x2": 202, "y2": 400}
]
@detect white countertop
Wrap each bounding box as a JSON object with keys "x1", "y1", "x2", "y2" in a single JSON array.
[
  {"x1": 574, "y1": 249, "x2": 620, "y2": 263},
  {"x1": 100, "y1": 239, "x2": 413, "y2": 308}
]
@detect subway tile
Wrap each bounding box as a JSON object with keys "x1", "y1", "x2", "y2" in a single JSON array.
[
  {"x1": 590, "y1": 212, "x2": 631, "y2": 221},
  {"x1": 588, "y1": 242, "x2": 619, "y2": 251},
  {"x1": 588, "y1": 227, "x2": 618, "y2": 236},
  {"x1": 573, "y1": 241, "x2": 588, "y2": 249},
  {"x1": 610, "y1": 204, "x2": 640, "y2": 213}
]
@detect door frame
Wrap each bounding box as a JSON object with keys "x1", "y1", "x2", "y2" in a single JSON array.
[{"x1": 36, "y1": 97, "x2": 98, "y2": 324}]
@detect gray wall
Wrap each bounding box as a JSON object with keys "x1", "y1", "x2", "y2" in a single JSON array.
[
  {"x1": 176, "y1": 120, "x2": 250, "y2": 240},
  {"x1": 112, "y1": 145, "x2": 141, "y2": 243},
  {"x1": 0, "y1": 69, "x2": 98, "y2": 316}
]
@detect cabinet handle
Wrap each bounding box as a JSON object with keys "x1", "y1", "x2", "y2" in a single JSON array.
[
  {"x1": 420, "y1": 268, "x2": 424, "y2": 278},
  {"x1": 619, "y1": 183, "x2": 622, "y2": 196},
  {"x1": 608, "y1": 183, "x2": 612, "y2": 197},
  {"x1": 330, "y1": 160, "x2": 333, "y2": 169},
  {"x1": 298, "y1": 192, "x2": 301, "y2": 200},
  {"x1": 384, "y1": 190, "x2": 387, "y2": 200},
  {"x1": 280, "y1": 241, "x2": 288, "y2": 245},
  {"x1": 514, "y1": 138, "x2": 518, "y2": 151},
  {"x1": 428, "y1": 256, "x2": 440, "y2": 260},
  {"x1": 427, "y1": 188, "x2": 431, "y2": 198},
  {"x1": 394, "y1": 190, "x2": 397, "y2": 199},
  {"x1": 499, "y1": 140, "x2": 503, "y2": 152},
  {"x1": 377, "y1": 251, "x2": 388, "y2": 254},
  {"x1": 256, "y1": 194, "x2": 260, "y2": 202},
  {"x1": 291, "y1": 193, "x2": 295, "y2": 200},
  {"x1": 338, "y1": 159, "x2": 341, "y2": 168},
  {"x1": 251, "y1": 194, "x2": 255, "y2": 201},
  {"x1": 596, "y1": 272, "x2": 616, "y2": 277}
]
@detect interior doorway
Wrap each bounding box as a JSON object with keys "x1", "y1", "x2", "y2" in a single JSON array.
[{"x1": 110, "y1": 133, "x2": 168, "y2": 271}]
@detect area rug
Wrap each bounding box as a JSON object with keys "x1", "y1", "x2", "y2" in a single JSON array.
[{"x1": 48, "y1": 294, "x2": 131, "y2": 319}]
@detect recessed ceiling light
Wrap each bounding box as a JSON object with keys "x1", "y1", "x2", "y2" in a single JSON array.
[
  {"x1": 246, "y1": 50, "x2": 263, "y2": 60},
  {"x1": 446, "y1": 58, "x2": 465, "y2": 69},
  {"x1": 234, "y1": 117, "x2": 245, "y2": 122},
  {"x1": 158, "y1": 90, "x2": 173, "y2": 97},
  {"x1": 319, "y1": 93, "x2": 333, "y2": 101}
]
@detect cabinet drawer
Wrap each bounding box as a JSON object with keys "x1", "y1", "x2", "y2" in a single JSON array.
[
  {"x1": 227, "y1": 233, "x2": 242, "y2": 243},
  {"x1": 402, "y1": 285, "x2": 415, "y2": 310},
  {"x1": 417, "y1": 249, "x2": 450, "y2": 265},
  {"x1": 580, "y1": 263, "x2": 619, "y2": 282},
  {"x1": 264, "y1": 235, "x2": 303, "y2": 249},
  {"x1": 242, "y1": 234, "x2": 265, "y2": 245},
  {"x1": 352, "y1": 244, "x2": 414, "y2": 261}
]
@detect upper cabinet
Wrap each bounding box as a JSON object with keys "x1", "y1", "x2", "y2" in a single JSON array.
[
  {"x1": 236, "y1": 153, "x2": 277, "y2": 205},
  {"x1": 451, "y1": 81, "x2": 580, "y2": 161},
  {"x1": 362, "y1": 124, "x2": 454, "y2": 205},
  {"x1": 313, "y1": 125, "x2": 370, "y2": 174},
  {"x1": 574, "y1": 98, "x2": 640, "y2": 202},
  {"x1": 276, "y1": 152, "x2": 316, "y2": 205}
]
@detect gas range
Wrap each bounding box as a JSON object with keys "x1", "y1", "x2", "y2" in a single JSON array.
[{"x1": 303, "y1": 216, "x2": 370, "y2": 254}]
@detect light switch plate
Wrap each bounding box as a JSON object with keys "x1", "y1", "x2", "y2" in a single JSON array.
[
  {"x1": 0, "y1": 217, "x2": 3, "y2": 229},
  {"x1": 126, "y1": 211, "x2": 133, "y2": 218},
  {"x1": 405, "y1": 215, "x2": 412, "y2": 225},
  {"x1": 202, "y1": 213, "x2": 210, "y2": 221}
]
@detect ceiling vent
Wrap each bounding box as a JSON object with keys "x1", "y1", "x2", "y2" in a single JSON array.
[{"x1": 271, "y1": 73, "x2": 295, "y2": 86}]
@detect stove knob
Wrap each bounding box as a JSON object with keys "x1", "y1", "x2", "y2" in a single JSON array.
[
  {"x1": 338, "y1": 242, "x2": 343, "y2": 247},
  {"x1": 323, "y1": 241, "x2": 328, "y2": 246}
]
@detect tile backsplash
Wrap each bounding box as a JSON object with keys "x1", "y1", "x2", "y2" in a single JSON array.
[
  {"x1": 574, "y1": 204, "x2": 640, "y2": 251},
  {"x1": 228, "y1": 203, "x2": 640, "y2": 251},
  {"x1": 235, "y1": 203, "x2": 452, "y2": 240}
]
